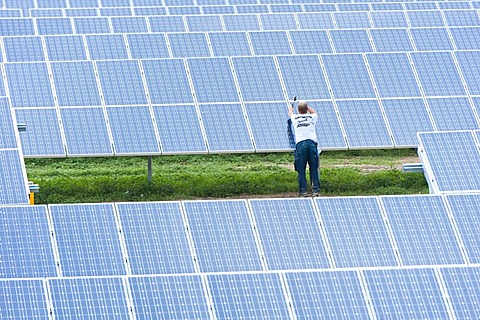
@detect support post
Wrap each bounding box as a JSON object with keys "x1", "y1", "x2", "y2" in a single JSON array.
[{"x1": 148, "y1": 156, "x2": 153, "y2": 183}]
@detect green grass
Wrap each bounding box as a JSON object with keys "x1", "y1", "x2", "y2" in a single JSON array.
[{"x1": 25, "y1": 149, "x2": 429, "y2": 204}]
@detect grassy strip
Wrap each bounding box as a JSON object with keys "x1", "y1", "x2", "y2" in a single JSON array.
[{"x1": 25, "y1": 150, "x2": 428, "y2": 204}]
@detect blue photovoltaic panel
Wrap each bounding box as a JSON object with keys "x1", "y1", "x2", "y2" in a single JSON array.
[
  {"x1": 381, "y1": 195, "x2": 464, "y2": 265},
  {"x1": 134, "y1": 7, "x2": 167, "y2": 16},
  {"x1": 45, "y1": 35, "x2": 87, "y2": 61},
  {"x1": 168, "y1": 33, "x2": 211, "y2": 58},
  {"x1": 0, "y1": 19, "x2": 35, "y2": 36},
  {"x1": 197, "y1": 0, "x2": 225, "y2": 5},
  {"x1": 0, "y1": 150, "x2": 28, "y2": 205},
  {"x1": 188, "y1": 58, "x2": 239, "y2": 103},
  {"x1": 100, "y1": 8, "x2": 132, "y2": 17},
  {"x1": 208, "y1": 273, "x2": 290, "y2": 319},
  {"x1": 455, "y1": 51, "x2": 480, "y2": 95},
  {"x1": 3, "y1": 36, "x2": 44, "y2": 62},
  {"x1": 165, "y1": 0, "x2": 194, "y2": 5},
  {"x1": 135, "y1": 0, "x2": 169, "y2": 5},
  {"x1": 37, "y1": 0, "x2": 66, "y2": 8},
  {"x1": 411, "y1": 28, "x2": 454, "y2": 51},
  {"x1": 261, "y1": 13, "x2": 297, "y2": 30},
  {"x1": 446, "y1": 194, "x2": 480, "y2": 263},
  {"x1": 249, "y1": 31, "x2": 292, "y2": 55},
  {"x1": 129, "y1": 275, "x2": 210, "y2": 319},
  {"x1": 337, "y1": 100, "x2": 393, "y2": 148},
  {"x1": 289, "y1": 30, "x2": 332, "y2": 54},
  {"x1": 15, "y1": 108, "x2": 65, "y2": 157},
  {"x1": 229, "y1": 0, "x2": 257, "y2": 4},
  {"x1": 411, "y1": 52, "x2": 466, "y2": 97},
  {"x1": 199, "y1": 104, "x2": 253, "y2": 152},
  {"x1": 50, "y1": 204, "x2": 125, "y2": 277},
  {"x1": 0, "y1": 98, "x2": 17, "y2": 149},
  {"x1": 244, "y1": 102, "x2": 291, "y2": 151},
  {"x1": 96, "y1": 60, "x2": 147, "y2": 106},
  {"x1": 0, "y1": 280, "x2": 49, "y2": 319},
  {"x1": 86, "y1": 34, "x2": 128, "y2": 60},
  {"x1": 420, "y1": 131, "x2": 480, "y2": 192},
  {"x1": 0, "y1": 75, "x2": 4, "y2": 96},
  {"x1": 31, "y1": 9, "x2": 63, "y2": 17},
  {"x1": 271, "y1": 4, "x2": 302, "y2": 13},
  {"x1": 237, "y1": 5, "x2": 269, "y2": 14},
  {"x1": 186, "y1": 15, "x2": 223, "y2": 31},
  {"x1": 303, "y1": 4, "x2": 336, "y2": 12},
  {"x1": 74, "y1": 17, "x2": 111, "y2": 34},
  {"x1": 184, "y1": 200, "x2": 262, "y2": 272},
  {"x1": 330, "y1": 30, "x2": 373, "y2": 53},
  {"x1": 111, "y1": 17, "x2": 148, "y2": 33},
  {"x1": 142, "y1": 59, "x2": 193, "y2": 104},
  {"x1": 441, "y1": 267, "x2": 480, "y2": 319},
  {"x1": 223, "y1": 14, "x2": 260, "y2": 31},
  {"x1": 444, "y1": 10, "x2": 480, "y2": 27},
  {"x1": 6, "y1": 63, "x2": 54, "y2": 107},
  {"x1": 0, "y1": 10, "x2": 22, "y2": 17},
  {"x1": 209, "y1": 32, "x2": 251, "y2": 56},
  {"x1": 36, "y1": 18, "x2": 73, "y2": 35},
  {"x1": 49, "y1": 277, "x2": 129, "y2": 319},
  {"x1": 427, "y1": 97, "x2": 479, "y2": 131},
  {"x1": 286, "y1": 271, "x2": 370, "y2": 319},
  {"x1": 153, "y1": 105, "x2": 206, "y2": 154},
  {"x1": 0, "y1": 205, "x2": 56, "y2": 278},
  {"x1": 70, "y1": 0, "x2": 98, "y2": 7},
  {"x1": 102, "y1": 0, "x2": 130, "y2": 6},
  {"x1": 310, "y1": 101, "x2": 347, "y2": 150},
  {"x1": 127, "y1": 33, "x2": 169, "y2": 59},
  {"x1": 382, "y1": 99, "x2": 434, "y2": 147},
  {"x1": 315, "y1": 197, "x2": 397, "y2": 268},
  {"x1": 5, "y1": 0, "x2": 35, "y2": 16},
  {"x1": 233, "y1": 56, "x2": 284, "y2": 102},
  {"x1": 51, "y1": 61, "x2": 101, "y2": 107},
  {"x1": 60, "y1": 108, "x2": 113, "y2": 156},
  {"x1": 408, "y1": 10, "x2": 445, "y2": 27},
  {"x1": 370, "y1": 29, "x2": 414, "y2": 52},
  {"x1": 367, "y1": 53, "x2": 421, "y2": 98},
  {"x1": 106, "y1": 106, "x2": 160, "y2": 155},
  {"x1": 337, "y1": 3, "x2": 369, "y2": 11},
  {"x1": 364, "y1": 268, "x2": 449, "y2": 319},
  {"x1": 404, "y1": 3, "x2": 437, "y2": 10},
  {"x1": 322, "y1": 54, "x2": 375, "y2": 99},
  {"x1": 277, "y1": 55, "x2": 330, "y2": 100},
  {"x1": 451, "y1": 27, "x2": 480, "y2": 50},
  {"x1": 334, "y1": 12, "x2": 371, "y2": 29},
  {"x1": 297, "y1": 13, "x2": 335, "y2": 29},
  {"x1": 117, "y1": 202, "x2": 195, "y2": 274},
  {"x1": 439, "y1": 2, "x2": 471, "y2": 10},
  {"x1": 202, "y1": 6, "x2": 235, "y2": 15},
  {"x1": 371, "y1": 11, "x2": 408, "y2": 28},
  {"x1": 65, "y1": 8, "x2": 98, "y2": 17},
  {"x1": 149, "y1": 16, "x2": 186, "y2": 32},
  {"x1": 250, "y1": 199, "x2": 330, "y2": 270},
  {"x1": 372, "y1": 3, "x2": 403, "y2": 10},
  {"x1": 168, "y1": 6, "x2": 201, "y2": 15}
]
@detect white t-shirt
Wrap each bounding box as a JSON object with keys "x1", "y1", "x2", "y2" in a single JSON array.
[{"x1": 290, "y1": 113, "x2": 318, "y2": 144}]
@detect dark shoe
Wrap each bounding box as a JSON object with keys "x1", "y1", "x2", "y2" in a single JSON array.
[
  {"x1": 299, "y1": 192, "x2": 309, "y2": 197},
  {"x1": 312, "y1": 191, "x2": 319, "y2": 197}
]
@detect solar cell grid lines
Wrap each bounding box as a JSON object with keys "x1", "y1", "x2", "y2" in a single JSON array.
[
  {"x1": 0, "y1": 97, "x2": 17, "y2": 149},
  {"x1": 0, "y1": 149, "x2": 29, "y2": 205},
  {"x1": 427, "y1": 97, "x2": 479, "y2": 131},
  {"x1": 208, "y1": 32, "x2": 252, "y2": 56},
  {"x1": 441, "y1": 266, "x2": 480, "y2": 319},
  {"x1": 249, "y1": 31, "x2": 292, "y2": 55},
  {"x1": 168, "y1": 32, "x2": 211, "y2": 58},
  {"x1": 0, "y1": 279, "x2": 49, "y2": 319},
  {"x1": 3, "y1": 36, "x2": 45, "y2": 62},
  {"x1": 330, "y1": 29, "x2": 373, "y2": 53},
  {"x1": 45, "y1": 35, "x2": 88, "y2": 61}
]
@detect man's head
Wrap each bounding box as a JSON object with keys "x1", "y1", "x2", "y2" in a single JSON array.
[{"x1": 297, "y1": 100, "x2": 308, "y2": 114}]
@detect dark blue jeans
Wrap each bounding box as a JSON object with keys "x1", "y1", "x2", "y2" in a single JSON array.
[{"x1": 294, "y1": 139, "x2": 320, "y2": 194}]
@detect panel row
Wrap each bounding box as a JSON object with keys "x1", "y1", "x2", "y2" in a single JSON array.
[
  {"x1": 2, "y1": 266, "x2": 480, "y2": 319},
  {"x1": 2, "y1": 194, "x2": 479, "y2": 278},
  {"x1": 2, "y1": 8, "x2": 480, "y2": 36}
]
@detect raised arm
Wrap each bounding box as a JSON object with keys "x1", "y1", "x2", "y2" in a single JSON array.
[{"x1": 307, "y1": 106, "x2": 316, "y2": 114}]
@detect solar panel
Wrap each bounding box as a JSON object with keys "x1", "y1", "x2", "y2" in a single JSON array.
[
  {"x1": 134, "y1": 7, "x2": 167, "y2": 16},
  {"x1": 106, "y1": 106, "x2": 160, "y2": 155},
  {"x1": 249, "y1": 198, "x2": 330, "y2": 270},
  {"x1": 116, "y1": 202, "x2": 195, "y2": 274},
  {"x1": 129, "y1": 275, "x2": 210, "y2": 319},
  {"x1": 371, "y1": 11, "x2": 408, "y2": 28},
  {"x1": 168, "y1": 33, "x2": 211, "y2": 58},
  {"x1": 277, "y1": 55, "x2": 330, "y2": 100},
  {"x1": 237, "y1": 4, "x2": 269, "y2": 14},
  {"x1": 315, "y1": 197, "x2": 397, "y2": 268},
  {"x1": 66, "y1": 9, "x2": 98, "y2": 17},
  {"x1": 5, "y1": 0, "x2": 35, "y2": 16},
  {"x1": 411, "y1": 51, "x2": 466, "y2": 97},
  {"x1": 244, "y1": 102, "x2": 292, "y2": 151},
  {"x1": 0, "y1": 19, "x2": 35, "y2": 36},
  {"x1": 202, "y1": 5, "x2": 235, "y2": 14},
  {"x1": 102, "y1": 0, "x2": 130, "y2": 6},
  {"x1": 49, "y1": 277, "x2": 130, "y2": 319},
  {"x1": 407, "y1": 10, "x2": 445, "y2": 28},
  {"x1": 125, "y1": 33, "x2": 169, "y2": 59},
  {"x1": 455, "y1": 51, "x2": 480, "y2": 95},
  {"x1": 370, "y1": 28, "x2": 414, "y2": 52},
  {"x1": 0, "y1": 9, "x2": 22, "y2": 18},
  {"x1": 96, "y1": 60, "x2": 147, "y2": 106},
  {"x1": 168, "y1": 6, "x2": 201, "y2": 15},
  {"x1": 404, "y1": 2, "x2": 437, "y2": 10},
  {"x1": 37, "y1": 0, "x2": 66, "y2": 8},
  {"x1": 334, "y1": 12, "x2": 371, "y2": 29},
  {"x1": 445, "y1": 194, "x2": 480, "y2": 263},
  {"x1": 364, "y1": 268, "x2": 450, "y2": 319},
  {"x1": 303, "y1": 3, "x2": 337, "y2": 12},
  {"x1": 411, "y1": 28, "x2": 454, "y2": 51},
  {"x1": 439, "y1": 2, "x2": 471, "y2": 10},
  {"x1": 233, "y1": 56, "x2": 285, "y2": 102},
  {"x1": 152, "y1": 105, "x2": 207, "y2": 154},
  {"x1": 372, "y1": 3, "x2": 403, "y2": 11},
  {"x1": 249, "y1": 31, "x2": 292, "y2": 55},
  {"x1": 86, "y1": 34, "x2": 128, "y2": 60},
  {"x1": 100, "y1": 7, "x2": 132, "y2": 17},
  {"x1": 289, "y1": 30, "x2": 333, "y2": 54},
  {"x1": 149, "y1": 16, "x2": 186, "y2": 32},
  {"x1": 0, "y1": 149, "x2": 29, "y2": 204},
  {"x1": 0, "y1": 205, "x2": 56, "y2": 278},
  {"x1": 208, "y1": 273, "x2": 290, "y2": 319},
  {"x1": 381, "y1": 195, "x2": 464, "y2": 265},
  {"x1": 209, "y1": 32, "x2": 252, "y2": 56},
  {"x1": 286, "y1": 271, "x2": 370, "y2": 319},
  {"x1": 223, "y1": 14, "x2": 260, "y2": 31},
  {"x1": 336, "y1": 100, "x2": 393, "y2": 148},
  {"x1": 74, "y1": 17, "x2": 111, "y2": 34},
  {"x1": 0, "y1": 280, "x2": 49, "y2": 319},
  {"x1": 381, "y1": 98, "x2": 434, "y2": 147},
  {"x1": 0, "y1": 98, "x2": 17, "y2": 149},
  {"x1": 111, "y1": 16, "x2": 148, "y2": 33},
  {"x1": 441, "y1": 266, "x2": 480, "y2": 319},
  {"x1": 183, "y1": 200, "x2": 262, "y2": 272},
  {"x1": 6, "y1": 62, "x2": 54, "y2": 108},
  {"x1": 330, "y1": 30, "x2": 373, "y2": 53},
  {"x1": 165, "y1": 0, "x2": 194, "y2": 5},
  {"x1": 444, "y1": 10, "x2": 480, "y2": 27},
  {"x1": 197, "y1": 0, "x2": 225, "y2": 5},
  {"x1": 427, "y1": 97, "x2": 479, "y2": 131},
  {"x1": 450, "y1": 27, "x2": 480, "y2": 50},
  {"x1": 44, "y1": 35, "x2": 87, "y2": 61},
  {"x1": 186, "y1": 15, "x2": 223, "y2": 32},
  {"x1": 70, "y1": 0, "x2": 98, "y2": 7},
  {"x1": 367, "y1": 53, "x2": 421, "y2": 98},
  {"x1": 30, "y1": 9, "x2": 63, "y2": 18},
  {"x1": 36, "y1": 18, "x2": 73, "y2": 35},
  {"x1": 260, "y1": 13, "x2": 297, "y2": 30},
  {"x1": 308, "y1": 101, "x2": 348, "y2": 150},
  {"x1": 271, "y1": 4, "x2": 302, "y2": 13},
  {"x1": 50, "y1": 203, "x2": 126, "y2": 276},
  {"x1": 3, "y1": 36, "x2": 44, "y2": 62},
  {"x1": 322, "y1": 54, "x2": 375, "y2": 99},
  {"x1": 337, "y1": 3, "x2": 370, "y2": 12}
]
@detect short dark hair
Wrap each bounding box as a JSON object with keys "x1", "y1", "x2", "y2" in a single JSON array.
[{"x1": 298, "y1": 101, "x2": 308, "y2": 114}]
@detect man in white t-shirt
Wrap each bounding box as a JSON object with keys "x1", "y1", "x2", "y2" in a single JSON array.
[{"x1": 288, "y1": 100, "x2": 320, "y2": 197}]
